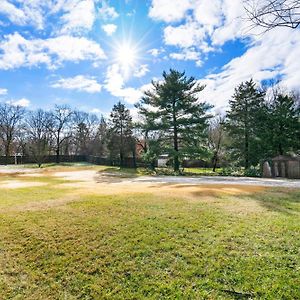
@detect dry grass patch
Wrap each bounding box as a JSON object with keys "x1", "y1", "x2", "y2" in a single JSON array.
[
  {"x1": 0, "y1": 166, "x2": 300, "y2": 299},
  {"x1": 0, "y1": 180, "x2": 46, "y2": 189}
]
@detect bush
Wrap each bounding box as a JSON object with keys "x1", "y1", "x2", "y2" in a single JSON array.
[
  {"x1": 243, "y1": 166, "x2": 261, "y2": 177},
  {"x1": 219, "y1": 167, "x2": 244, "y2": 176},
  {"x1": 219, "y1": 165, "x2": 261, "y2": 177}
]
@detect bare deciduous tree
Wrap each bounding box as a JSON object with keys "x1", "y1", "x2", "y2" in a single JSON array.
[
  {"x1": 0, "y1": 103, "x2": 26, "y2": 162},
  {"x1": 48, "y1": 105, "x2": 73, "y2": 163},
  {"x1": 72, "y1": 111, "x2": 98, "y2": 155},
  {"x1": 244, "y1": 0, "x2": 300, "y2": 30},
  {"x1": 26, "y1": 109, "x2": 52, "y2": 167}
]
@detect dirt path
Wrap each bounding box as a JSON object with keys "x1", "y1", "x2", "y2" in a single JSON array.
[
  {"x1": 54, "y1": 170, "x2": 300, "y2": 188},
  {"x1": 133, "y1": 175, "x2": 300, "y2": 188}
]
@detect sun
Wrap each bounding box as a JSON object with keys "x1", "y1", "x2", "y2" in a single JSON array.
[{"x1": 116, "y1": 43, "x2": 137, "y2": 70}]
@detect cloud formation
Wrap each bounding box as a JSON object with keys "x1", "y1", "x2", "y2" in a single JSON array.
[
  {"x1": 0, "y1": 88, "x2": 8, "y2": 95},
  {"x1": 105, "y1": 64, "x2": 144, "y2": 104},
  {"x1": 0, "y1": 33, "x2": 106, "y2": 70},
  {"x1": 149, "y1": 0, "x2": 300, "y2": 109},
  {"x1": 102, "y1": 24, "x2": 117, "y2": 36},
  {"x1": 52, "y1": 75, "x2": 102, "y2": 93},
  {"x1": 98, "y1": 0, "x2": 119, "y2": 20},
  {"x1": 0, "y1": 0, "x2": 99, "y2": 33},
  {"x1": 9, "y1": 98, "x2": 30, "y2": 107}
]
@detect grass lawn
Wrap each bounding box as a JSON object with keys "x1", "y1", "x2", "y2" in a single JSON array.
[
  {"x1": 0, "y1": 166, "x2": 299, "y2": 299},
  {"x1": 183, "y1": 167, "x2": 222, "y2": 176}
]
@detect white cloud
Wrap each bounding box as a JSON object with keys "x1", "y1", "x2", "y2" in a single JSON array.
[
  {"x1": 0, "y1": 0, "x2": 34, "y2": 27},
  {"x1": 149, "y1": 0, "x2": 193, "y2": 22},
  {"x1": 149, "y1": 0, "x2": 300, "y2": 110},
  {"x1": 200, "y1": 28, "x2": 300, "y2": 110},
  {"x1": 0, "y1": 1, "x2": 52, "y2": 30},
  {"x1": 59, "y1": 0, "x2": 96, "y2": 34},
  {"x1": 51, "y1": 75, "x2": 102, "y2": 93},
  {"x1": 0, "y1": 0, "x2": 98, "y2": 33},
  {"x1": 98, "y1": 1, "x2": 119, "y2": 20},
  {"x1": 102, "y1": 24, "x2": 117, "y2": 36},
  {"x1": 105, "y1": 64, "x2": 143, "y2": 104},
  {"x1": 170, "y1": 48, "x2": 202, "y2": 66},
  {"x1": 0, "y1": 88, "x2": 8, "y2": 95},
  {"x1": 9, "y1": 98, "x2": 30, "y2": 107},
  {"x1": 134, "y1": 64, "x2": 149, "y2": 78},
  {"x1": 90, "y1": 108, "x2": 102, "y2": 114},
  {"x1": 148, "y1": 48, "x2": 165, "y2": 57},
  {"x1": 0, "y1": 33, "x2": 106, "y2": 70},
  {"x1": 149, "y1": 0, "x2": 249, "y2": 65},
  {"x1": 164, "y1": 20, "x2": 206, "y2": 48},
  {"x1": 193, "y1": 0, "x2": 222, "y2": 28}
]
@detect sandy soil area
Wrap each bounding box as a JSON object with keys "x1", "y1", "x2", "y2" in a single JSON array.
[
  {"x1": 52, "y1": 170, "x2": 267, "y2": 198},
  {"x1": 1, "y1": 168, "x2": 288, "y2": 214},
  {"x1": 0, "y1": 180, "x2": 46, "y2": 189}
]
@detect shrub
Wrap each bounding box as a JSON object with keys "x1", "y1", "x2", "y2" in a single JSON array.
[{"x1": 244, "y1": 165, "x2": 261, "y2": 177}]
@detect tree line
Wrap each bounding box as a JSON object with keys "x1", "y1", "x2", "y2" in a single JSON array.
[{"x1": 0, "y1": 69, "x2": 299, "y2": 170}]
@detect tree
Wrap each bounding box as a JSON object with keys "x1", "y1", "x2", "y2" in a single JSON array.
[
  {"x1": 226, "y1": 79, "x2": 265, "y2": 169},
  {"x1": 26, "y1": 109, "x2": 52, "y2": 167},
  {"x1": 136, "y1": 69, "x2": 212, "y2": 172},
  {"x1": 135, "y1": 112, "x2": 164, "y2": 170},
  {"x1": 208, "y1": 115, "x2": 226, "y2": 172},
  {"x1": 0, "y1": 103, "x2": 26, "y2": 162},
  {"x1": 91, "y1": 116, "x2": 109, "y2": 157},
  {"x1": 263, "y1": 89, "x2": 300, "y2": 156},
  {"x1": 48, "y1": 105, "x2": 73, "y2": 163},
  {"x1": 72, "y1": 111, "x2": 98, "y2": 156},
  {"x1": 244, "y1": 0, "x2": 300, "y2": 30},
  {"x1": 108, "y1": 102, "x2": 134, "y2": 167}
]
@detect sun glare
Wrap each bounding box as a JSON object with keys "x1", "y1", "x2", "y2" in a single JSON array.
[{"x1": 116, "y1": 43, "x2": 137, "y2": 70}]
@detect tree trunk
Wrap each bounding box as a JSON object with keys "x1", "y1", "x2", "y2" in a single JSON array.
[
  {"x1": 5, "y1": 142, "x2": 10, "y2": 165},
  {"x1": 278, "y1": 143, "x2": 284, "y2": 155},
  {"x1": 120, "y1": 123, "x2": 124, "y2": 168},
  {"x1": 245, "y1": 134, "x2": 249, "y2": 169},
  {"x1": 244, "y1": 102, "x2": 249, "y2": 169},
  {"x1": 172, "y1": 102, "x2": 179, "y2": 172},
  {"x1": 212, "y1": 152, "x2": 218, "y2": 172},
  {"x1": 5, "y1": 131, "x2": 13, "y2": 164},
  {"x1": 132, "y1": 148, "x2": 137, "y2": 169},
  {"x1": 212, "y1": 133, "x2": 222, "y2": 172},
  {"x1": 56, "y1": 136, "x2": 60, "y2": 164},
  {"x1": 119, "y1": 151, "x2": 123, "y2": 167}
]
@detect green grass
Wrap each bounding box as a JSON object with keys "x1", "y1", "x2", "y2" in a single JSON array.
[
  {"x1": 0, "y1": 172, "x2": 299, "y2": 299},
  {"x1": 183, "y1": 167, "x2": 222, "y2": 175}
]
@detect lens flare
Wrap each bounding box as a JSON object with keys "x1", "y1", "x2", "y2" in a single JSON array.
[{"x1": 116, "y1": 43, "x2": 137, "y2": 70}]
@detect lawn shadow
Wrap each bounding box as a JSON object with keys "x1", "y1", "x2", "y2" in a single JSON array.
[
  {"x1": 146, "y1": 183, "x2": 300, "y2": 215},
  {"x1": 239, "y1": 188, "x2": 300, "y2": 215},
  {"x1": 95, "y1": 167, "x2": 140, "y2": 183}
]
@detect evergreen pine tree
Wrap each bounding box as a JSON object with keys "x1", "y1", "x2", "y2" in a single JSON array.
[
  {"x1": 226, "y1": 79, "x2": 265, "y2": 168},
  {"x1": 136, "y1": 69, "x2": 212, "y2": 172},
  {"x1": 109, "y1": 101, "x2": 133, "y2": 167}
]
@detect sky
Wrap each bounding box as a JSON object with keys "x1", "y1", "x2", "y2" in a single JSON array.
[{"x1": 0, "y1": 0, "x2": 300, "y2": 118}]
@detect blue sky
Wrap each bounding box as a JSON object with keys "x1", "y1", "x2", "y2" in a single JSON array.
[{"x1": 0, "y1": 0, "x2": 299, "y2": 117}]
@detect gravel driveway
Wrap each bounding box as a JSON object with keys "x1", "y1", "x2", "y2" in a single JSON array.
[{"x1": 134, "y1": 175, "x2": 300, "y2": 188}]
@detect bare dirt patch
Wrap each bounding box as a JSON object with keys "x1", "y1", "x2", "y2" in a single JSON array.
[
  {"x1": 51, "y1": 170, "x2": 269, "y2": 215},
  {"x1": 53, "y1": 170, "x2": 98, "y2": 182},
  {"x1": 0, "y1": 180, "x2": 46, "y2": 189},
  {"x1": 0, "y1": 166, "x2": 38, "y2": 174},
  {"x1": 18, "y1": 173, "x2": 46, "y2": 178}
]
